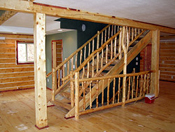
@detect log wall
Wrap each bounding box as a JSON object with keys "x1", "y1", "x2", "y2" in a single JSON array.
[
  {"x1": 140, "y1": 44, "x2": 152, "y2": 72},
  {"x1": 160, "y1": 42, "x2": 175, "y2": 82},
  {"x1": 0, "y1": 35, "x2": 34, "y2": 91}
]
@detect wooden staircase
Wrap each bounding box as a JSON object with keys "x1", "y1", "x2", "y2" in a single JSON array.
[{"x1": 48, "y1": 25, "x2": 152, "y2": 118}]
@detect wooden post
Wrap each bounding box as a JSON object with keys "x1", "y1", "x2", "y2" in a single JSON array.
[
  {"x1": 121, "y1": 26, "x2": 127, "y2": 106},
  {"x1": 75, "y1": 72, "x2": 79, "y2": 120},
  {"x1": 34, "y1": 13, "x2": 48, "y2": 129},
  {"x1": 151, "y1": 30, "x2": 160, "y2": 97}
]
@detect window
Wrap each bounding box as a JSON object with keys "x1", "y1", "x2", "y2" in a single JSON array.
[{"x1": 17, "y1": 41, "x2": 34, "y2": 64}]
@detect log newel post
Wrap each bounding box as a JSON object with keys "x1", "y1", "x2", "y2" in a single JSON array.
[
  {"x1": 151, "y1": 30, "x2": 160, "y2": 97},
  {"x1": 121, "y1": 26, "x2": 129, "y2": 107},
  {"x1": 75, "y1": 72, "x2": 79, "y2": 120},
  {"x1": 34, "y1": 13, "x2": 48, "y2": 129}
]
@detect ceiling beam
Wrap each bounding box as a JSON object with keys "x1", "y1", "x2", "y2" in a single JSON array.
[
  {"x1": 0, "y1": 10, "x2": 17, "y2": 25},
  {"x1": 0, "y1": 33, "x2": 33, "y2": 39},
  {"x1": 0, "y1": 0, "x2": 175, "y2": 34}
]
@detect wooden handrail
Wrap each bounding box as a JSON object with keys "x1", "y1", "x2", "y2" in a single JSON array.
[
  {"x1": 72, "y1": 29, "x2": 147, "y2": 76},
  {"x1": 55, "y1": 25, "x2": 110, "y2": 71},
  {"x1": 74, "y1": 70, "x2": 153, "y2": 82},
  {"x1": 46, "y1": 71, "x2": 52, "y2": 78}
]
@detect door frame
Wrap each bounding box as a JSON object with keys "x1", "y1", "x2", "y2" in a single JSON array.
[{"x1": 51, "y1": 39, "x2": 63, "y2": 68}]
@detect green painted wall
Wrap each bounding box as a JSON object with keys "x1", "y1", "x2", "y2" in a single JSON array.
[{"x1": 46, "y1": 30, "x2": 77, "y2": 89}]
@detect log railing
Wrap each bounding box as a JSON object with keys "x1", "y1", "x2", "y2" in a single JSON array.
[
  {"x1": 51, "y1": 25, "x2": 120, "y2": 100},
  {"x1": 73, "y1": 71, "x2": 152, "y2": 119},
  {"x1": 52, "y1": 25, "x2": 146, "y2": 101}
]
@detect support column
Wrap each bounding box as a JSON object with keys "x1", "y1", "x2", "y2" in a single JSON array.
[
  {"x1": 34, "y1": 13, "x2": 48, "y2": 129},
  {"x1": 151, "y1": 30, "x2": 160, "y2": 97}
]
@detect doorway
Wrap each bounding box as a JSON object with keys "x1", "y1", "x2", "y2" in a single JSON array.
[{"x1": 52, "y1": 40, "x2": 63, "y2": 68}]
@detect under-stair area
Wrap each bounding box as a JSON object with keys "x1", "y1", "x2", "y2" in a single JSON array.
[{"x1": 47, "y1": 25, "x2": 154, "y2": 119}]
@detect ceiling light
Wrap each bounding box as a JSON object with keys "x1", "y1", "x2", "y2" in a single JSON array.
[{"x1": 58, "y1": 29, "x2": 63, "y2": 32}]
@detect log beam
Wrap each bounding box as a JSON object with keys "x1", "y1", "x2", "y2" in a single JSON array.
[
  {"x1": 0, "y1": 10, "x2": 17, "y2": 25},
  {"x1": 151, "y1": 30, "x2": 160, "y2": 97},
  {"x1": 34, "y1": 12, "x2": 48, "y2": 129},
  {"x1": 0, "y1": 0, "x2": 175, "y2": 34}
]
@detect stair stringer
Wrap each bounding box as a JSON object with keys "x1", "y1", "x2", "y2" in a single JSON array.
[{"x1": 65, "y1": 31, "x2": 152, "y2": 118}]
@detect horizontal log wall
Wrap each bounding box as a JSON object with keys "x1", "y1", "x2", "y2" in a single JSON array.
[
  {"x1": 0, "y1": 36, "x2": 34, "y2": 91},
  {"x1": 160, "y1": 42, "x2": 175, "y2": 82}
]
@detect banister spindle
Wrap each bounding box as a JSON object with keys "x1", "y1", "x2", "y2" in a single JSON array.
[
  {"x1": 92, "y1": 39, "x2": 94, "y2": 52},
  {"x1": 80, "y1": 49, "x2": 82, "y2": 64},
  {"x1": 101, "y1": 31, "x2": 104, "y2": 46},
  {"x1": 90, "y1": 81, "x2": 92, "y2": 109},
  {"x1": 67, "y1": 60, "x2": 69, "y2": 75},
  {"x1": 108, "y1": 26, "x2": 110, "y2": 39},
  {"x1": 70, "y1": 71, "x2": 74, "y2": 108},
  {"x1": 75, "y1": 53, "x2": 78, "y2": 69},
  {"x1": 118, "y1": 77, "x2": 121, "y2": 102},
  {"x1": 106, "y1": 45, "x2": 108, "y2": 63},
  {"x1": 110, "y1": 40, "x2": 113, "y2": 59},
  {"x1": 84, "y1": 46, "x2": 86, "y2": 60},
  {"x1": 107, "y1": 79, "x2": 110, "y2": 105},
  {"x1": 113, "y1": 78, "x2": 115, "y2": 104},
  {"x1": 71, "y1": 57, "x2": 73, "y2": 71},
  {"x1": 114, "y1": 36, "x2": 117, "y2": 56},
  {"x1": 105, "y1": 28, "x2": 107, "y2": 42},
  {"x1": 88, "y1": 42, "x2": 91, "y2": 56}
]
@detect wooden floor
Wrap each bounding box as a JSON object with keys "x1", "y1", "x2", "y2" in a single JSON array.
[{"x1": 0, "y1": 81, "x2": 175, "y2": 132}]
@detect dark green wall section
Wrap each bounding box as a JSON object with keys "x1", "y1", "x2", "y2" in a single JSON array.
[
  {"x1": 46, "y1": 30, "x2": 77, "y2": 89},
  {"x1": 0, "y1": 10, "x2": 5, "y2": 16},
  {"x1": 58, "y1": 18, "x2": 107, "y2": 48}
]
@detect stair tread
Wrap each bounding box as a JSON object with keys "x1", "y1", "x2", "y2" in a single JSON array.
[
  {"x1": 51, "y1": 99, "x2": 71, "y2": 111},
  {"x1": 104, "y1": 66, "x2": 114, "y2": 71},
  {"x1": 60, "y1": 91, "x2": 71, "y2": 100}
]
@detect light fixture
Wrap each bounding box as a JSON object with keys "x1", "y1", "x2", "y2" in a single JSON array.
[{"x1": 58, "y1": 29, "x2": 62, "y2": 31}]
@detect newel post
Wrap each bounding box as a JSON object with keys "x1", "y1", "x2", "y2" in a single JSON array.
[
  {"x1": 151, "y1": 30, "x2": 160, "y2": 97},
  {"x1": 121, "y1": 26, "x2": 129, "y2": 107},
  {"x1": 75, "y1": 72, "x2": 79, "y2": 120}
]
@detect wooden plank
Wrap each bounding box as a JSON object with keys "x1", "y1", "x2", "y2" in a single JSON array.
[
  {"x1": 0, "y1": 10, "x2": 17, "y2": 25},
  {"x1": 34, "y1": 13, "x2": 48, "y2": 128},
  {"x1": 0, "y1": 53, "x2": 15, "y2": 58},
  {"x1": 0, "y1": 44, "x2": 15, "y2": 48},
  {"x1": 0, "y1": 48, "x2": 15, "y2": 53},
  {"x1": 0, "y1": 85, "x2": 34, "y2": 91},
  {"x1": 0, "y1": 0, "x2": 175, "y2": 34},
  {"x1": 151, "y1": 30, "x2": 160, "y2": 97},
  {"x1": 0, "y1": 67, "x2": 34, "y2": 73},
  {"x1": 159, "y1": 67, "x2": 175, "y2": 72},
  {"x1": 0, "y1": 33, "x2": 33, "y2": 39},
  {"x1": 0, "y1": 59, "x2": 16, "y2": 63},
  {"x1": 0, "y1": 39, "x2": 15, "y2": 44},
  {"x1": 0, "y1": 71, "x2": 34, "y2": 78},
  {"x1": 0, "y1": 80, "x2": 34, "y2": 88},
  {"x1": 0, "y1": 63, "x2": 33, "y2": 68},
  {"x1": 0, "y1": 76, "x2": 34, "y2": 83}
]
